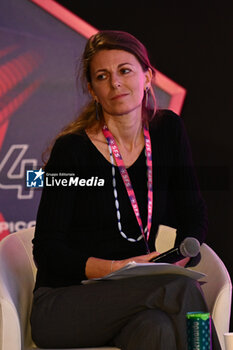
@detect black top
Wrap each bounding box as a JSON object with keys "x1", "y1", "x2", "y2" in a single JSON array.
[{"x1": 32, "y1": 109, "x2": 208, "y2": 289}]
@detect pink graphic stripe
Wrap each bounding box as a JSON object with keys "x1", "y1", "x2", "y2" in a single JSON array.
[
  {"x1": 0, "y1": 81, "x2": 41, "y2": 150},
  {"x1": 0, "y1": 51, "x2": 41, "y2": 98},
  {"x1": 153, "y1": 71, "x2": 186, "y2": 115},
  {"x1": 0, "y1": 213, "x2": 10, "y2": 241},
  {"x1": 0, "y1": 45, "x2": 19, "y2": 59},
  {"x1": 30, "y1": 0, "x2": 97, "y2": 38}
]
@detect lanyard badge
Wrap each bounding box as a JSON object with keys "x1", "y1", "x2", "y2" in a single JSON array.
[{"x1": 102, "y1": 124, "x2": 153, "y2": 253}]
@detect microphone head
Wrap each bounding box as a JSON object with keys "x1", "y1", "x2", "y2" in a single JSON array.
[{"x1": 179, "y1": 237, "x2": 200, "y2": 257}]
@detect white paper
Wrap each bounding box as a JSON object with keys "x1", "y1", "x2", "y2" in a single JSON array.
[{"x1": 82, "y1": 262, "x2": 206, "y2": 285}]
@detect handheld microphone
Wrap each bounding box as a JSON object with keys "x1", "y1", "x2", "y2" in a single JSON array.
[{"x1": 150, "y1": 237, "x2": 200, "y2": 264}]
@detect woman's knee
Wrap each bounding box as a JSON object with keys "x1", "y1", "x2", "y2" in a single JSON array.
[
  {"x1": 113, "y1": 309, "x2": 176, "y2": 350},
  {"x1": 147, "y1": 309, "x2": 176, "y2": 344}
]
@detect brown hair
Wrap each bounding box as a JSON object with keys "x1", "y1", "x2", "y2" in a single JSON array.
[{"x1": 43, "y1": 30, "x2": 156, "y2": 163}]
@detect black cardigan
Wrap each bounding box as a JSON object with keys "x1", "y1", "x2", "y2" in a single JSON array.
[{"x1": 32, "y1": 109, "x2": 208, "y2": 289}]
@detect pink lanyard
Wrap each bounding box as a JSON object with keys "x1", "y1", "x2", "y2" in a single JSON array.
[{"x1": 102, "y1": 124, "x2": 153, "y2": 252}]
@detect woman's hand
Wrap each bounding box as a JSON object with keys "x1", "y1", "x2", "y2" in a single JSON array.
[
  {"x1": 174, "y1": 257, "x2": 190, "y2": 267},
  {"x1": 85, "y1": 251, "x2": 160, "y2": 279},
  {"x1": 112, "y1": 251, "x2": 160, "y2": 272}
]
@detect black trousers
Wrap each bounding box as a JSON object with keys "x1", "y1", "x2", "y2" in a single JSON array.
[{"x1": 30, "y1": 274, "x2": 221, "y2": 350}]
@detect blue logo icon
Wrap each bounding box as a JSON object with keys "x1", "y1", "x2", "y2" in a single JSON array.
[{"x1": 26, "y1": 168, "x2": 45, "y2": 188}]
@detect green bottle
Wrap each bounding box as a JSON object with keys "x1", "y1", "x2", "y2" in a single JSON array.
[{"x1": 186, "y1": 312, "x2": 212, "y2": 350}]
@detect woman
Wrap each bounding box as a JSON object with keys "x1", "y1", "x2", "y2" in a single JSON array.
[{"x1": 30, "y1": 30, "x2": 220, "y2": 349}]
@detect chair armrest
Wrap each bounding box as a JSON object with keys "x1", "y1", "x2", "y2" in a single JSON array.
[{"x1": 0, "y1": 297, "x2": 21, "y2": 350}]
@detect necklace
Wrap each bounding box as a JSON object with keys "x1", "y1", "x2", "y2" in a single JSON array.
[{"x1": 102, "y1": 124, "x2": 153, "y2": 253}]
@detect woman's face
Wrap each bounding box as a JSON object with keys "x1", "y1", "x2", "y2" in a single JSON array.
[{"x1": 88, "y1": 49, "x2": 152, "y2": 117}]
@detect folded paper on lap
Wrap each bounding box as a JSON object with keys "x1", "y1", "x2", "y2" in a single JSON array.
[{"x1": 82, "y1": 262, "x2": 206, "y2": 284}]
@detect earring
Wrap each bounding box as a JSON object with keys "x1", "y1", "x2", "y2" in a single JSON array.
[
  {"x1": 145, "y1": 87, "x2": 149, "y2": 109},
  {"x1": 95, "y1": 100, "x2": 99, "y2": 120}
]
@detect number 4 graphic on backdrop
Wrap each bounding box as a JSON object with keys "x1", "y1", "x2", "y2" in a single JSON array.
[{"x1": 0, "y1": 144, "x2": 37, "y2": 199}]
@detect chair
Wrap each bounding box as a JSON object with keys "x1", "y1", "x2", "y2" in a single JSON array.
[
  {"x1": 0, "y1": 226, "x2": 232, "y2": 350},
  {"x1": 155, "y1": 225, "x2": 232, "y2": 350},
  {"x1": 0, "y1": 227, "x2": 120, "y2": 350}
]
